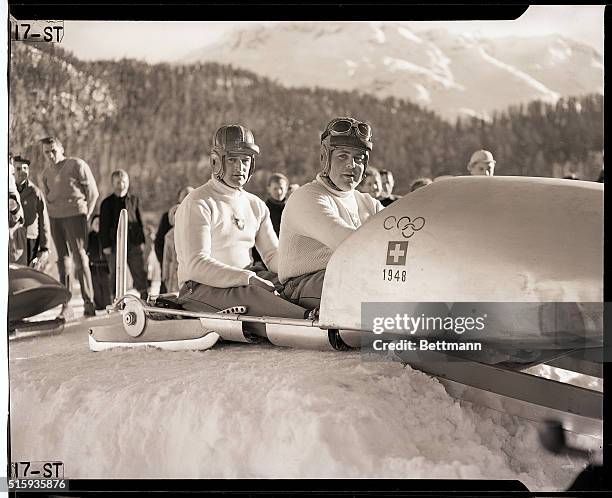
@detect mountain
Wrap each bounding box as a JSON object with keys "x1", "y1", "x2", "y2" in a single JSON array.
[
  {"x1": 183, "y1": 22, "x2": 603, "y2": 121},
  {"x1": 9, "y1": 43, "x2": 117, "y2": 149},
  {"x1": 10, "y1": 43, "x2": 603, "y2": 212}
]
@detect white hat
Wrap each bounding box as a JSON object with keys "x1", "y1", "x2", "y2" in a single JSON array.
[{"x1": 468, "y1": 149, "x2": 496, "y2": 167}]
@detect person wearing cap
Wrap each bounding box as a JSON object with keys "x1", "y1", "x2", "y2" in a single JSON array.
[
  {"x1": 174, "y1": 125, "x2": 309, "y2": 326},
  {"x1": 8, "y1": 153, "x2": 28, "y2": 266},
  {"x1": 409, "y1": 177, "x2": 433, "y2": 192},
  {"x1": 467, "y1": 149, "x2": 496, "y2": 176},
  {"x1": 13, "y1": 155, "x2": 52, "y2": 269},
  {"x1": 278, "y1": 117, "x2": 384, "y2": 309}
]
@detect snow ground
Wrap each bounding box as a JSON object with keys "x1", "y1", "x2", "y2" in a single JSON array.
[{"x1": 8, "y1": 316, "x2": 583, "y2": 490}]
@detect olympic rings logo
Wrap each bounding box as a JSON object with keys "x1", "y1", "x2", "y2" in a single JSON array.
[{"x1": 383, "y1": 215, "x2": 426, "y2": 239}]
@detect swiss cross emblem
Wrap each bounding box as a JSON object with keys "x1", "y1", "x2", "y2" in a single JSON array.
[{"x1": 386, "y1": 241, "x2": 409, "y2": 266}]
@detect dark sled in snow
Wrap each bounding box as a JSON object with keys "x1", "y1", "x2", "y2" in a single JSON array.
[{"x1": 8, "y1": 264, "x2": 71, "y2": 334}]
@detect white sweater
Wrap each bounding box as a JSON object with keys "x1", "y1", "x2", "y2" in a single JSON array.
[
  {"x1": 174, "y1": 178, "x2": 278, "y2": 288},
  {"x1": 278, "y1": 175, "x2": 384, "y2": 283}
]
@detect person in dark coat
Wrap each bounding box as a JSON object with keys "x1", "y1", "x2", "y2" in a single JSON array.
[
  {"x1": 99, "y1": 169, "x2": 148, "y2": 300},
  {"x1": 14, "y1": 156, "x2": 52, "y2": 269},
  {"x1": 87, "y1": 215, "x2": 112, "y2": 310},
  {"x1": 252, "y1": 172, "x2": 289, "y2": 267},
  {"x1": 265, "y1": 172, "x2": 289, "y2": 235},
  {"x1": 379, "y1": 169, "x2": 401, "y2": 206},
  {"x1": 8, "y1": 153, "x2": 27, "y2": 266}
]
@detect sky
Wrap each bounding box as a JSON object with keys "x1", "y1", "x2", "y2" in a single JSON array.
[{"x1": 60, "y1": 5, "x2": 604, "y2": 63}]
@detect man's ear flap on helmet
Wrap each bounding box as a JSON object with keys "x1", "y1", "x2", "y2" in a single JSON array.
[
  {"x1": 211, "y1": 150, "x2": 223, "y2": 179},
  {"x1": 320, "y1": 143, "x2": 331, "y2": 177}
]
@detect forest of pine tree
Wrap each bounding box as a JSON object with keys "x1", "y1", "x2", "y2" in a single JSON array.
[{"x1": 9, "y1": 42, "x2": 604, "y2": 218}]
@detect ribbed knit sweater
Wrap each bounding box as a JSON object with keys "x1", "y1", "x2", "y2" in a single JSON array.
[
  {"x1": 278, "y1": 174, "x2": 383, "y2": 283},
  {"x1": 41, "y1": 157, "x2": 99, "y2": 218},
  {"x1": 174, "y1": 178, "x2": 278, "y2": 288}
]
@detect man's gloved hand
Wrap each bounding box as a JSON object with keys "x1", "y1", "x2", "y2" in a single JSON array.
[
  {"x1": 249, "y1": 261, "x2": 267, "y2": 273},
  {"x1": 251, "y1": 269, "x2": 285, "y2": 294},
  {"x1": 248, "y1": 274, "x2": 276, "y2": 293}
]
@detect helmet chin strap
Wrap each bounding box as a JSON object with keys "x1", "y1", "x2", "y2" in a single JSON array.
[
  {"x1": 214, "y1": 158, "x2": 231, "y2": 188},
  {"x1": 320, "y1": 144, "x2": 341, "y2": 191},
  {"x1": 320, "y1": 173, "x2": 343, "y2": 191},
  {"x1": 212, "y1": 153, "x2": 224, "y2": 182},
  {"x1": 220, "y1": 180, "x2": 242, "y2": 190},
  {"x1": 219, "y1": 178, "x2": 237, "y2": 189}
]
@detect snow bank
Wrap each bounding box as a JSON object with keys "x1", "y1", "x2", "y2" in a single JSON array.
[{"x1": 10, "y1": 330, "x2": 577, "y2": 488}]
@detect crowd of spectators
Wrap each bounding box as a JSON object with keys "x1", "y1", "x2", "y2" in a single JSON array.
[{"x1": 8, "y1": 135, "x2": 604, "y2": 320}]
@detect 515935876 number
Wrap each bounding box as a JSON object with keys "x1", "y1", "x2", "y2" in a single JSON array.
[{"x1": 9, "y1": 479, "x2": 67, "y2": 490}]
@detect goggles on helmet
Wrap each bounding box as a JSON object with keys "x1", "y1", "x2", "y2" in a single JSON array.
[{"x1": 321, "y1": 118, "x2": 373, "y2": 142}]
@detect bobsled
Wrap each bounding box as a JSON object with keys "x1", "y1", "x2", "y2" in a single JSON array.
[
  {"x1": 90, "y1": 176, "x2": 603, "y2": 353},
  {"x1": 89, "y1": 176, "x2": 604, "y2": 438},
  {"x1": 8, "y1": 264, "x2": 71, "y2": 333}
]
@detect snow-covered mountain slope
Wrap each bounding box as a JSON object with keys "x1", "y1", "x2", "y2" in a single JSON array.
[{"x1": 183, "y1": 22, "x2": 603, "y2": 121}]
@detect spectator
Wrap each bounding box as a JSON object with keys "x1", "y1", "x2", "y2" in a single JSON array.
[
  {"x1": 99, "y1": 169, "x2": 149, "y2": 300},
  {"x1": 174, "y1": 124, "x2": 308, "y2": 332},
  {"x1": 41, "y1": 136, "x2": 98, "y2": 317},
  {"x1": 155, "y1": 185, "x2": 194, "y2": 293},
  {"x1": 265, "y1": 172, "x2": 289, "y2": 235},
  {"x1": 279, "y1": 117, "x2": 383, "y2": 309},
  {"x1": 467, "y1": 149, "x2": 496, "y2": 176},
  {"x1": 87, "y1": 214, "x2": 112, "y2": 310},
  {"x1": 162, "y1": 205, "x2": 180, "y2": 293},
  {"x1": 252, "y1": 172, "x2": 289, "y2": 266},
  {"x1": 409, "y1": 177, "x2": 433, "y2": 192},
  {"x1": 357, "y1": 166, "x2": 383, "y2": 200},
  {"x1": 379, "y1": 169, "x2": 401, "y2": 206},
  {"x1": 143, "y1": 223, "x2": 158, "y2": 291},
  {"x1": 14, "y1": 155, "x2": 51, "y2": 269},
  {"x1": 8, "y1": 153, "x2": 27, "y2": 266}
]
